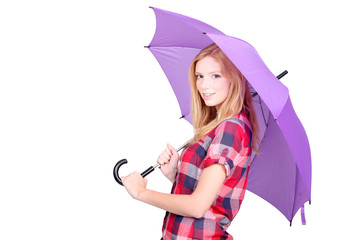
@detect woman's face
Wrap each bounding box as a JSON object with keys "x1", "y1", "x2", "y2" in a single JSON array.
[{"x1": 195, "y1": 56, "x2": 231, "y2": 111}]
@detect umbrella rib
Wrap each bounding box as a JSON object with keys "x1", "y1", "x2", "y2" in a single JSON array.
[
  {"x1": 290, "y1": 166, "x2": 298, "y2": 224},
  {"x1": 250, "y1": 98, "x2": 271, "y2": 166},
  {"x1": 258, "y1": 95, "x2": 268, "y2": 128},
  {"x1": 145, "y1": 46, "x2": 201, "y2": 51}
]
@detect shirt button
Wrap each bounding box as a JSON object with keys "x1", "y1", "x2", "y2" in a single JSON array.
[{"x1": 222, "y1": 148, "x2": 229, "y2": 156}]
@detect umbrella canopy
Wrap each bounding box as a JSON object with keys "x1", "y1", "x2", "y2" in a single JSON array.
[{"x1": 147, "y1": 7, "x2": 311, "y2": 224}]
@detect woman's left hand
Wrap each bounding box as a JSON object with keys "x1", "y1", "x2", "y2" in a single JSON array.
[{"x1": 121, "y1": 172, "x2": 148, "y2": 200}]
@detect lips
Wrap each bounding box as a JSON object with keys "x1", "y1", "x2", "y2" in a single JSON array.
[{"x1": 202, "y1": 93, "x2": 215, "y2": 99}]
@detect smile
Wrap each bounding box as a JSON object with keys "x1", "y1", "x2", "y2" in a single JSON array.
[{"x1": 202, "y1": 93, "x2": 215, "y2": 99}]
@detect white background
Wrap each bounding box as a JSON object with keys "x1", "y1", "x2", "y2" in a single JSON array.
[{"x1": 1, "y1": 0, "x2": 359, "y2": 239}]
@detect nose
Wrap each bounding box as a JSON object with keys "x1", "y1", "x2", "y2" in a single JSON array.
[{"x1": 201, "y1": 75, "x2": 211, "y2": 89}]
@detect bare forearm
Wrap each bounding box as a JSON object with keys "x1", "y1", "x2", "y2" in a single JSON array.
[
  {"x1": 123, "y1": 164, "x2": 226, "y2": 219},
  {"x1": 138, "y1": 189, "x2": 202, "y2": 218}
]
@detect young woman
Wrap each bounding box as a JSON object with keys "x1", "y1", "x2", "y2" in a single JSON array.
[{"x1": 121, "y1": 43, "x2": 259, "y2": 239}]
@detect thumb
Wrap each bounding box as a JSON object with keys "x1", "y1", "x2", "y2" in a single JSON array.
[{"x1": 167, "y1": 143, "x2": 177, "y2": 154}]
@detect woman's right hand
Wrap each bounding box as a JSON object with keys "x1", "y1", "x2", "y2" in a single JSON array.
[{"x1": 157, "y1": 143, "x2": 179, "y2": 182}]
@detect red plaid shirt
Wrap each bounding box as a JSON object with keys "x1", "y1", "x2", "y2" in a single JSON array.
[{"x1": 161, "y1": 111, "x2": 252, "y2": 239}]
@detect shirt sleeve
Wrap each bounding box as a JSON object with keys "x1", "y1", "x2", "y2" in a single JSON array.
[{"x1": 203, "y1": 118, "x2": 252, "y2": 177}]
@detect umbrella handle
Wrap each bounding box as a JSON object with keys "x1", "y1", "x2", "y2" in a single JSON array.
[
  {"x1": 113, "y1": 159, "x2": 127, "y2": 186},
  {"x1": 113, "y1": 141, "x2": 190, "y2": 186},
  {"x1": 113, "y1": 159, "x2": 158, "y2": 186}
]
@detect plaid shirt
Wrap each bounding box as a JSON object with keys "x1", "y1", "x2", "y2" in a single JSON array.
[{"x1": 161, "y1": 111, "x2": 252, "y2": 239}]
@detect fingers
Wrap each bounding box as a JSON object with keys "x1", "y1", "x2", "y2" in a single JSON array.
[
  {"x1": 165, "y1": 146, "x2": 172, "y2": 156},
  {"x1": 121, "y1": 171, "x2": 141, "y2": 182},
  {"x1": 167, "y1": 143, "x2": 177, "y2": 152},
  {"x1": 157, "y1": 153, "x2": 169, "y2": 165},
  {"x1": 121, "y1": 175, "x2": 127, "y2": 184},
  {"x1": 157, "y1": 144, "x2": 171, "y2": 165},
  {"x1": 167, "y1": 143, "x2": 177, "y2": 154},
  {"x1": 163, "y1": 148, "x2": 171, "y2": 160},
  {"x1": 157, "y1": 143, "x2": 180, "y2": 166},
  {"x1": 121, "y1": 172, "x2": 147, "y2": 199}
]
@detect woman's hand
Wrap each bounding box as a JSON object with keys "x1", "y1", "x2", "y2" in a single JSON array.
[
  {"x1": 157, "y1": 143, "x2": 179, "y2": 182},
  {"x1": 121, "y1": 172, "x2": 148, "y2": 200}
]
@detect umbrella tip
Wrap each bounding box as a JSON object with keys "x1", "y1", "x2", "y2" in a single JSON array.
[
  {"x1": 276, "y1": 70, "x2": 288, "y2": 80},
  {"x1": 144, "y1": 46, "x2": 150, "y2": 48},
  {"x1": 149, "y1": 6, "x2": 153, "y2": 9}
]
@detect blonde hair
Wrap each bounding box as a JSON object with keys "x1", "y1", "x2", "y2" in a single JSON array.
[{"x1": 187, "y1": 43, "x2": 260, "y2": 152}]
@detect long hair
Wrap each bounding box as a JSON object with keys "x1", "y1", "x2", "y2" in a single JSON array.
[{"x1": 187, "y1": 43, "x2": 260, "y2": 152}]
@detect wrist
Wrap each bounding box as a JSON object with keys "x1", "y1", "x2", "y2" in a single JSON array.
[
  {"x1": 166, "y1": 170, "x2": 177, "y2": 183},
  {"x1": 138, "y1": 188, "x2": 150, "y2": 202}
]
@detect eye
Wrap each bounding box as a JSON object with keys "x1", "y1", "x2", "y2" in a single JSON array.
[
  {"x1": 212, "y1": 74, "x2": 221, "y2": 79},
  {"x1": 196, "y1": 74, "x2": 203, "y2": 79}
]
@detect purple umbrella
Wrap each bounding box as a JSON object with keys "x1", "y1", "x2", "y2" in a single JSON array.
[
  {"x1": 146, "y1": 7, "x2": 312, "y2": 225},
  {"x1": 113, "y1": 6, "x2": 311, "y2": 225}
]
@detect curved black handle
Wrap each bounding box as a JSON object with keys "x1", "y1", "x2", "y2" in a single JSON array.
[
  {"x1": 113, "y1": 159, "x2": 156, "y2": 186},
  {"x1": 113, "y1": 142, "x2": 189, "y2": 186},
  {"x1": 113, "y1": 159, "x2": 128, "y2": 186}
]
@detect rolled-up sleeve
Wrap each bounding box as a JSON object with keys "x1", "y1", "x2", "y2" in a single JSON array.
[{"x1": 204, "y1": 118, "x2": 251, "y2": 177}]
